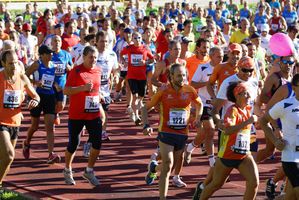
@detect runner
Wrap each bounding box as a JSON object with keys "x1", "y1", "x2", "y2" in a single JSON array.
[
  {"x1": 62, "y1": 46, "x2": 105, "y2": 186},
  {"x1": 196, "y1": 82, "x2": 259, "y2": 200},
  {"x1": 23, "y1": 45, "x2": 61, "y2": 164},
  {"x1": 259, "y1": 73, "x2": 299, "y2": 200},
  {"x1": 120, "y1": 31, "x2": 154, "y2": 125},
  {"x1": 0, "y1": 50, "x2": 39, "y2": 189},
  {"x1": 142, "y1": 63, "x2": 203, "y2": 200},
  {"x1": 185, "y1": 47, "x2": 224, "y2": 165}
]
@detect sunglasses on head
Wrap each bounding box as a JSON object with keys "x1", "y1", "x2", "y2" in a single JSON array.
[
  {"x1": 241, "y1": 68, "x2": 254, "y2": 73},
  {"x1": 281, "y1": 60, "x2": 295, "y2": 65}
]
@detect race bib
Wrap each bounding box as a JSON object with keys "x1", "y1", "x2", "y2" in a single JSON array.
[
  {"x1": 54, "y1": 62, "x2": 66, "y2": 76},
  {"x1": 296, "y1": 134, "x2": 299, "y2": 151},
  {"x1": 3, "y1": 90, "x2": 21, "y2": 108},
  {"x1": 101, "y1": 72, "x2": 109, "y2": 85},
  {"x1": 41, "y1": 74, "x2": 55, "y2": 90},
  {"x1": 196, "y1": 24, "x2": 202, "y2": 32},
  {"x1": 271, "y1": 24, "x2": 279, "y2": 31},
  {"x1": 168, "y1": 108, "x2": 187, "y2": 129},
  {"x1": 131, "y1": 54, "x2": 143, "y2": 66},
  {"x1": 233, "y1": 129, "x2": 250, "y2": 154},
  {"x1": 84, "y1": 96, "x2": 100, "y2": 113}
]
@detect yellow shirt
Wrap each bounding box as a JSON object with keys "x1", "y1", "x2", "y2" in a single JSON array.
[{"x1": 230, "y1": 30, "x2": 250, "y2": 44}]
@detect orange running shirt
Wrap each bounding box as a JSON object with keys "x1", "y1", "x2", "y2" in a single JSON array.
[
  {"x1": 147, "y1": 84, "x2": 201, "y2": 135},
  {"x1": 186, "y1": 55, "x2": 209, "y2": 83},
  {"x1": 209, "y1": 62, "x2": 238, "y2": 89},
  {"x1": 218, "y1": 105, "x2": 252, "y2": 160},
  {"x1": 0, "y1": 70, "x2": 25, "y2": 127}
]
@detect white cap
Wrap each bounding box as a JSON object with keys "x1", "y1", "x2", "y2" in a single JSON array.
[
  {"x1": 77, "y1": 3, "x2": 83, "y2": 8},
  {"x1": 260, "y1": 24, "x2": 269, "y2": 32},
  {"x1": 166, "y1": 19, "x2": 176, "y2": 25}
]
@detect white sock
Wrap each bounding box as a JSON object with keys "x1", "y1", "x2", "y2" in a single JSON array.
[
  {"x1": 200, "y1": 183, "x2": 204, "y2": 189},
  {"x1": 187, "y1": 142, "x2": 196, "y2": 152},
  {"x1": 86, "y1": 167, "x2": 93, "y2": 172},
  {"x1": 208, "y1": 155, "x2": 216, "y2": 167},
  {"x1": 65, "y1": 167, "x2": 71, "y2": 172},
  {"x1": 173, "y1": 175, "x2": 180, "y2": 180}
]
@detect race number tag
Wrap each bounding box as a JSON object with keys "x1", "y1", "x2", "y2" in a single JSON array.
[
  {"x1": 233, "y1": 130, "x2": 250, "y2": 154},
  {"x1": 3, "y1": 90, "x2": 21, "y2": 108},
  {"x1": 296, "y1": 134, "x2": 299, "y2": 152},
  {"x1": 168, "y1": 109, "x2": 187, "y2": 129},
  {"x1": 271, "y1": 24, "x2": 278, "y2": 31},
  {"x1": 41, "y1": 74, "x2": 55, "y2": 90},
  {"x1": 54, "y1": 63, "x2": 65, "y2": 76},
  {"x1": 101, "y1": 71, "x2": 109, "y2": 85},
  {"x1": 131, "y1": 54, "x2": 143, "y2": 66},
  {"x1": 196, "y1": 24, "x2": 202, "y2": 32},
  {"x1": 84, "y1": 96, "x2": 100, "y2": 113}
]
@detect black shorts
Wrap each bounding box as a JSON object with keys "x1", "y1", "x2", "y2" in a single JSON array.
[
  {"x1": 101, "y1": 96, "x2": 112, "y2": 111},
  {"x1": 282, "y1": 161, "x2": 299, "y2": 187},
  {"x1": 220, "y1": 157, "x2": 244, "y2": 169},
  {"x1": 157, "y1": 132, "x2": 188, "y2": 151},
  {"x1": 0, "y1": 125, "x2": 19, "y2": 140},
  {"x1": 201, "y1": 106, "x2": 212, "y2": 121},
  {"x1": 120, "y1": 71, "x2": 127, "y2": 79},
  {"x1": 128, "y1": 79, "x2": 147, "y2": 97},
  {"x1": 54, "y1": 87, "x2": 66, "y2": 102},
  {"x1": 30, "y1": 93, "x2": 56, "y2": 117}
]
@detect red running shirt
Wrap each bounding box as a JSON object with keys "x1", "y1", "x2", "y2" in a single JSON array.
[
  {"x1": 121, "y1": 44, "x2": 154, "y2": 80},
  {"x1": 65, "y1": 64, "x2": 102, "y2": 120}
]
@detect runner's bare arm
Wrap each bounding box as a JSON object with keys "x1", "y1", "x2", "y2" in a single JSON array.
[
  {"x1": 25, "y1": 61, "x2": 39, "y2": 77},
  {"x1": 64, "y1": 82, "x2": 92, "y2": 95},
  {"x1": 151, "y1": 61, "x2": 166, "y2": 87},
  {"x1": 21, "y1": 74, "x2": 40, "y2": 109}
]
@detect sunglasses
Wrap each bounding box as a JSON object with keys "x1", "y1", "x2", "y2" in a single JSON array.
[
  {"x1": 241, "y1": 68, "x2": 254, "y2": 73},
  {"x1": 133, "y1": 37, "x2": 142, "y2": 40},
  {"x1": 281, "y1": 60, "x2": 295, "y2": 65}
]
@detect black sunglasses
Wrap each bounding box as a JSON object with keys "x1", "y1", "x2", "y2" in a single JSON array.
[{"x1": 241, "y1": 68, "x2": 254, "y2": 73}]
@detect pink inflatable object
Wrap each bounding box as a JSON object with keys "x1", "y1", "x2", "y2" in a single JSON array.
[{"x1": 269, "y1": 33, "x2": 294, "y2": 56}]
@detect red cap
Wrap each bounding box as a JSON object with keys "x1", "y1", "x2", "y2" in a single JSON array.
[
  {"x1": 238, "y1": 56, "x2": 255, "y2": 69},
  {"x1": 229, "y1": 43, "x2": 242, "y2": 53},
  {"x1": 22, "y1": 23, "x2": 32, "y2": 31}
]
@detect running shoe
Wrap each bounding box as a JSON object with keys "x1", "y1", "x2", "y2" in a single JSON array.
[
  {"x1": 135, "y1": 118, "x2": 142, "y2": 126},
  {"x1": 83, "y1": 142, "x2": 91, "y2": 158},
  {"x1": 145, "y1": 160, "x2": 158, "y2": 185},
  {"x1": 280, "y1": 181, "x2": 286, "y2": 195},
  {"x1": 172, "y1": 176, "x2": 187, "y2": 188},
  {"x1": 63, "y1": 169, "x2": 76, "y2": 185},
  {"x1": 265, "y1": 178, "x2": 277, "y2": 199},
  {"x1": 47, "y1": 152, "x2": 61, "y2": 164},
  {"x1": 101, "y1": 131, "x2": 110, "y2": 141},
  {"x1": 184, "y1": 144, "x2": 192, "y2": 164},
  {"x1": 193, "y1": 181, "x2": 204, "y2": 200},
  {"x1": 83, "y1": 169, "x2": 100, "y2": 186},
  {"x1": 22, "y1": 140, "x2": 30, "y2": 159}
]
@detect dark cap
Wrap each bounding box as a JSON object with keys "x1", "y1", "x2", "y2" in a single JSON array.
[
  {"x1": 124, "y1": 27, "x2": 133, "y2": 34},
  {"x1": 54, "y1": 23, "x2": 64, "y2": 29},
  {"x1": 181, "y1": 36, "x2": 192, "y2": 43},
  {"x1": 38, "y1": 45, "x2": 53, "y2": 55},
  {"x1": 250, "y1": 32, "x2": 261, "y2": 39}
]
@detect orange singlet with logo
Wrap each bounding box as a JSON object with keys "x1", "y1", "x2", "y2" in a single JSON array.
[
  {"x1": 218, "y1": 105, "x2": 252, "y2": 160},
  {"x1": 147, "y1": 84, "x2": 201, "y2": 135},
  {"x1": 209, "y1": 62, "x2": 238, "y2": 89},
  {"x1": 0, "y1": 69, "x2": 25, "y2": 127}
]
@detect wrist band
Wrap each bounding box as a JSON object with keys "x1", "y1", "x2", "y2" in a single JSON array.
[{"x1": 32, "y1": 99, "x2": 40, "y2": 103}]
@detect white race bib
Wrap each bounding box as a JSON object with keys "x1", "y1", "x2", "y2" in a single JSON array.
[
  {"x1": 296, "y1": 134, "x2": 299, "y2": 152},
  {"x1": 271, "y1": 24, "x2": 279, "y2": 31},
  {"x1": 131, "y1": 54, "x2": 143, "y2": 66},
  {"x1": 84, "y1": 96, "x2": 100, "y2": 113},
  {"x1": 168, "y1": 109, "x2": 187, "y2": 129},
  {"x1": 54, "y1": 62, "x2": 66, "y2": 76},
  {"x1": 41, "y1": 74, "x2": 55, "y2": 90},
  {"x1": 101, "y1": 71, "x2": 109, "y2": 85},
  {"x1": 3, "y1": 90, "x2": 21, "y2": 108},
  {"x1": 233, "y1": 129, "x2": 250, "y2": 154}
]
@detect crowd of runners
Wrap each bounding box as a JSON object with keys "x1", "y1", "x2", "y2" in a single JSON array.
[{"x1": 0, "y1": 0, "x2": 299, "y2": 199}]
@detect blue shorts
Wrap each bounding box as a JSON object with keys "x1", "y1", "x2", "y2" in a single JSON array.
[{"x1": 157, "y1": 132, "x2": 188, "y2": 151}]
